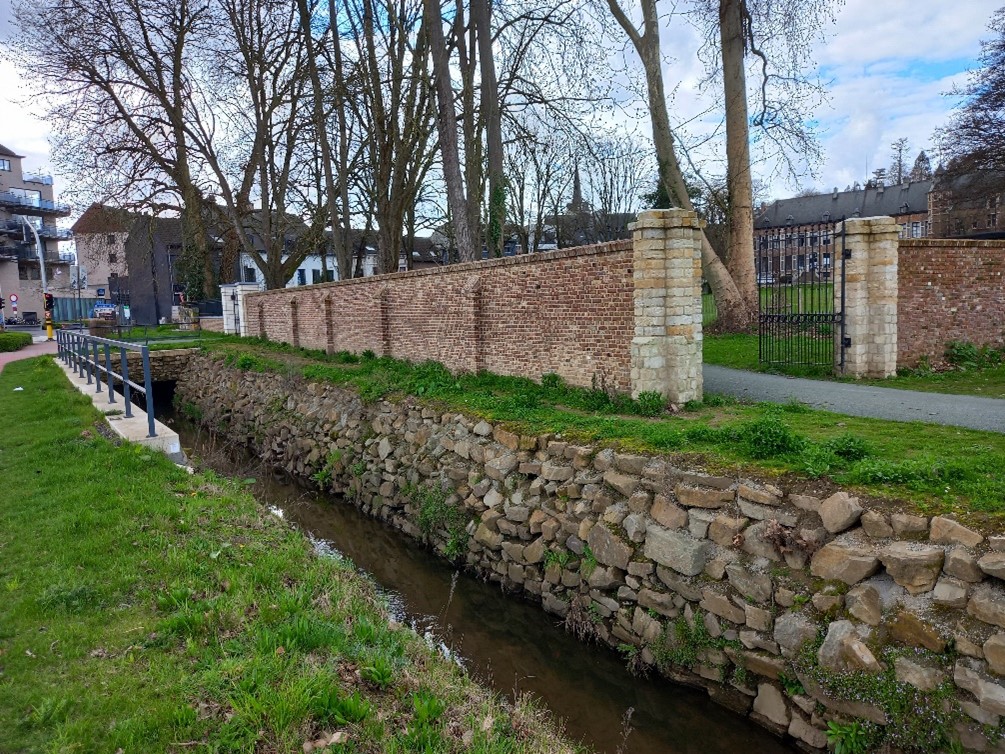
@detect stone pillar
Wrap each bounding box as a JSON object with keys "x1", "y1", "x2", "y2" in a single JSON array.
[
  {"x1": 838, "y1": 217, "x2": 899, "y2": 378},
  {"x1": 630, "y1": 209, "x2": 704, "y2": 404},
  {"x1": 224, "y1": 282, "x2": 262, "y2": 338}
]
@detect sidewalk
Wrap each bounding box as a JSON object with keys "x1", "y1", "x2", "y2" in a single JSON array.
[{"x1": 704, "y1": 364, "x2": 1005, "y2": 434}]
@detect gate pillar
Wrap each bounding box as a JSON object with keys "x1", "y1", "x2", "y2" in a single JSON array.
[
  {"x1": 839, "y1": 217, "x2": 899, "y2": 378},
  {"x1": 630, "y1": 209, "x2": 704, "y2": 404}
]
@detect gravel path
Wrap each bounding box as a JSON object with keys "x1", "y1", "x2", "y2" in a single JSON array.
[{"x1": 703, "y1": 365, "x2": 1005, "y2": 433}]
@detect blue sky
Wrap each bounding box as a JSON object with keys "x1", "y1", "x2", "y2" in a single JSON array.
[{"x1": 0, "y1": 0, "x2": 1000, "y2": 204}]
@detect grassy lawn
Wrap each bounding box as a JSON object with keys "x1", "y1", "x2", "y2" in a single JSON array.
[
  {"x1": 0, "y1": 357, "x2": 584, "y2": 754},
  {"x1": 193, "y1": 338, "x2": 1005, "y2": 524},
  {"x1": 704, "y1": 332, "x2": 1005, "y2": 398}
]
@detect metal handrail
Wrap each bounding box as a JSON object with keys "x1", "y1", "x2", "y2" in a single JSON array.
[{"x1": 55, "y1": 329, "x2": 157, "y2": 437}]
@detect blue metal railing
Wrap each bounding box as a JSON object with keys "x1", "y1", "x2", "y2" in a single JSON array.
[
  {"x1": 0, "y1": 191, "x2": 71, "y2": 214},
  {"x1": 55, "y1": 330, "x2": 157, "y2": 438}
]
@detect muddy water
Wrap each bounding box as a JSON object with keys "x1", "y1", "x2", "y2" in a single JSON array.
[{"x1": 170, "y1": 420, "x2": 794, "y2": 754}]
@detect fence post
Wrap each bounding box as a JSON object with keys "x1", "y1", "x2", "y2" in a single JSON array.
[
  {"x1": 630, "y1": 208, "x2": 704, "y2": 404},
  {"x1": 838, "y1": 217, "x2": 899, "y2": 378}
]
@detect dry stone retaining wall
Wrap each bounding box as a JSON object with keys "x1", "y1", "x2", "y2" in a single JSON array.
[{"x1": 175, "y1": 353, "x2": 1005, "y2": 753}]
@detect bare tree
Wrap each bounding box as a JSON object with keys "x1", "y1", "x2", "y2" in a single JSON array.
[
  {"x1": 889, "y1": 137, "x2": 910, "y2": 184},
  {"x1": 605, "y1": 0, "x2": 750, "y2": 330}
]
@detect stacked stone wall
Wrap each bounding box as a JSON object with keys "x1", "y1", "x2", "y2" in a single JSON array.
[
  {"x1": 898, "y1": 239, "x2": 1005, "y2": 367},
  {"x1": 246, "y1": 241, "x2": 635, "y2": 393},
  {"x1": 176, "y1": 353, "x2": 1005, "y2": 753}
]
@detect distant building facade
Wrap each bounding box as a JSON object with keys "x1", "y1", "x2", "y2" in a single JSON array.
[{"x1": 0, "y1": 143, "x2": 73, "y2": 319}]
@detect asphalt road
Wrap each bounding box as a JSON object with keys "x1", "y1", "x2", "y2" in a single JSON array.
[{"x1": 704, "y1": 364, "x2": 1005, "y2": 434}]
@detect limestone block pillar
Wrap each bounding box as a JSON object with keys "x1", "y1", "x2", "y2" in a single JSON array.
[
  {"x1": 220, "y1": 282, "x2": 263, "y2": 337},
  {"x1": 630, "y1": 209, "x2": 704, "y2": 403},
  {"x1": 838, "y1": 217, "x2": 899, "y2": 378}
]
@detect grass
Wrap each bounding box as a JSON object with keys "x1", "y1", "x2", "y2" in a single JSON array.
[
  {"x1": 191, "y1": 337, "x2": 1005, "y2": 523},
  {"x1": 704, "y1": 333, "x2": 1005, "y2": 397},
  {"x1": 0, "y1": 357, "x2": 588, "y2": 754}
]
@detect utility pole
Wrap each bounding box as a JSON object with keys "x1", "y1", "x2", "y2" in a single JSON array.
[{"x1": 16, "y1": 214, "x2": 53, "y2": 340}]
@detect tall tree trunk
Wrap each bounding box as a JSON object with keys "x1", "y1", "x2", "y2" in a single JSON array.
[
  {"x1": 425, "y1": 0, "x2": 477, "y2": 261},
  {"x1": 608, "y1": 0, "x2": 752, "y2": 331},
  {"x1": 296, "y1": 0, "x2": 343, "y2": 279},
  {"x1": 720, "y1": 0, "x2": 757, "y2": 312},
  {"x1": 472, "y1": 0, "x2": 504, "y2": 257}
]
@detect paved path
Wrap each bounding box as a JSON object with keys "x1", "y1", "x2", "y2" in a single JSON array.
[
  {"x1": 0, "y1": 340, "x2": 58, "y2": 374},
  {"x1": 704, "y1": 365, "x2": 1005, "y2": 433}
]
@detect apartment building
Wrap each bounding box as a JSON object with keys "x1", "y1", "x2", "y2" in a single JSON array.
[{"x1": 0, "y1": 143, "x2": 73, "y2": 320}]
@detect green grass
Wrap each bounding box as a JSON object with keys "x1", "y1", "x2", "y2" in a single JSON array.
[
  {"x1": 195, "y1": 337, "x2": 1005, "y2": 522},
  {"x1": 0, "y1": 357, "x2": 588, "y2": 754},
  {"x1": 704, "y1": 333, "x2": 1005, "y2": 398}
]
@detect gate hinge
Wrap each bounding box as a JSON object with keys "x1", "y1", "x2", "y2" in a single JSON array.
[{"x1": 842, "y1": 337, "x2": 852, "y2": 348}]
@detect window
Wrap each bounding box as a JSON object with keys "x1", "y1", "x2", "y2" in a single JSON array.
[
  {"x1": 955, "y1": 219, "x2": 964, "y2": 234},
  {"x1": 296, "y1": 268, "x2": 306, "y2": 286},
  {"x1": 912, "y1": 222, "x2": 921, "y2": 238},
  {"x1": 0, "y1": 159, "x2": 9, "y2": 171},
  {"x1": 989, "y1": 213, "x2": 998, "y2": 229},
  {"x1": 899, "y1": 224, "x2": 909, "y2": 239},
  {"x1": 108, "y1": 252, "x2": 117, "y2": 263},
  {"x1": 243, "y1": 266, "x2": 257, "y2": 283},
  {"x1": 311, "y1": 269, "x2": 322, "y2": 284},
  {"x1": 324, "y1": 270, "x2": 335, "y2": 283},
  {"x1": 106, "y1": 234, "x2": 115, "y2": 245}
]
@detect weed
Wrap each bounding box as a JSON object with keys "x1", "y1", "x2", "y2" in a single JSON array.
[
  {"x1": 414, "y1": 484, "x2": 470, "y2": 560},
  {"x1": 826, "y1": 720, "x2": 870, "y2": 754},
  {"x1": 543, "y1": 549, "x2": 571, "y2": 569},
  {"x1": 778, "y1": 672, "x2": 805, "y2": 697},
  {"x1": 636, "y1": 391, "x2": 665, "y2": 417},
  {"x1": 313, "y1": 689, "x2": 372, "y2": 726},
  {"x1": 361, "y1": 655, "x2": 395, "y2": 689},
  {"x1": 740, "y1": 414, "x2": 805, "y2": 459},
  {"x1": 580, "y1": 545, "x2": 598, "y2": 577}
]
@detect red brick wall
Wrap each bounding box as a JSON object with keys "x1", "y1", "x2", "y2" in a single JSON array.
[
  {"x1": 898, "y1": 239, "x2": 1005, "y2": 366},
  {"x1": 246, "y1": 241, "x2": 635, "y2": 391}
]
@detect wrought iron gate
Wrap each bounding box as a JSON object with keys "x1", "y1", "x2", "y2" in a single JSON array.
[{"x1": 756, "y1": 220, "x2": 847, "y2": 369}]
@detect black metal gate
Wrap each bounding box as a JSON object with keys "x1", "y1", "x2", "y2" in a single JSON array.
[{"x1": 756, "y1": 220, "x2": 847, "y2": 369}]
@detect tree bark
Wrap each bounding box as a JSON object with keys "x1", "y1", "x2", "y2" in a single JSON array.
[
  {"x1": 719, "y1": 0, "x2": 757, "y2": 313},
  {"x1": 607, "y1": 0, "x2": 752, "y2": 331},
  {"x1": 472, "y1": 0, "x2": 505, "y2": 257},
  {"x1": 425, "y1": 0, "x2": 477, "y2": 261}
]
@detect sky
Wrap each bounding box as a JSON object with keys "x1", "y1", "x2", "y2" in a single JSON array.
[{"x1": 0, "y1": 0, "x2": 1000, "y2": 204}]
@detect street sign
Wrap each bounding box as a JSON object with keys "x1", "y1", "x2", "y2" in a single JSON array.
[
  {"x1": 97, "y1": 288, "x2": 106, "y2": 297},
  {"x1": 9, "y1": 294, "x2": 18, "y2": 304}
]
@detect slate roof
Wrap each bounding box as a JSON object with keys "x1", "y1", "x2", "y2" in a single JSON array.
[
  {"x1": 0, "y1": 143, "x2": 23, "y2": 159},
  {"x1": 755, "y1": 180, "x2": 933, "y2": 229}
]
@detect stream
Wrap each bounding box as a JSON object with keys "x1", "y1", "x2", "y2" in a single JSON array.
[{"x1": 166, "y1": 413, "x2": 795, "y2": 754}]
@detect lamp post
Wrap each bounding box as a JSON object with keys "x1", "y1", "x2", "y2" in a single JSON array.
[{"x1": 16, "y1": 214, "x2": 53, "y2": 340}]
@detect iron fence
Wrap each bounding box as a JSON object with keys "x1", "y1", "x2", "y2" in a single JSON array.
[
  {"x1": 755, "y1": 220, "x2": 847, "y2": 368},
  {"x1": 55, "y1": 330, "x2": 157, "y2": 437}
]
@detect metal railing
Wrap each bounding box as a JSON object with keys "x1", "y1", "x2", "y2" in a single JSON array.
[
  {"x1": 0, "y1": 191, "x2": 71, "y2": 214},
  {"x1": 22, "y1": 172, "x2": 54, "y2": 185},
  {"x1": 55, "y1": 330, "x2": 157, "y2": 437}
]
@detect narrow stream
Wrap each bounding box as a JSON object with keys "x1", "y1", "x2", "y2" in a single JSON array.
[{"x1": 167, "y1": 415, "x2": 795, "y2": 754}]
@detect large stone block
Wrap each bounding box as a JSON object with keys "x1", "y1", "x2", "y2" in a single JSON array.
[
  {"x1": 644, "y1": 526, "x2": 712, "y2": 576},
  {"x1": 725, "y1": 563, "x2": 773, "y2": 604},
  {"x1": 810, "y1": 542, "x2": 880, "y2": 585},
  {"x1": 819, "y1": 492, "x2": 863, "y2": 533},
  {"x1": 879, "y1": 542, "x2": 944, "y2": 594},
  {"x1": 587, "y1": 523, "x2": 632, "y2": 571},
  {"x1": 930, "y1": 516, "x2": 984, "y2": 548},
  {"x1": 774, "y1": 612, "x2": 817, "y2": 658}
]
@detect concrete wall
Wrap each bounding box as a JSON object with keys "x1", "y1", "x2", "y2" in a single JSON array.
[{"x1": 898, "y1": 239, "x2": 1005, "y2": 367}]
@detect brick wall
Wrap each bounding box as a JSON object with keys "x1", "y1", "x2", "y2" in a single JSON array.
[
  {"x1": 898, "y1": 239, "x2": 1005, "y2": 366},
  {"x1": 246, "y1": 241, "x2": 636, "y2": 392}
]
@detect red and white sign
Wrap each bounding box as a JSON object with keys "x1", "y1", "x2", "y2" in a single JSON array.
[{"x1": 9, "y1": 293, "x2": 17, "y2": 312}]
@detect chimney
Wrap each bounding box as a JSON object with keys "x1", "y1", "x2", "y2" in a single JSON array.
[{"x1": 833, "y1": 187, "x2": 839, "y2": 199}]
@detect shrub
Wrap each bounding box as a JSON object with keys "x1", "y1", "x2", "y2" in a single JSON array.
[
  {"x1": 740, "y1": 414, "x2": 805, "y2": 459},
  {"x1": 0, "y1": 331, "x2": 32, "y2": 352},
  {"x1": 636, "y1": 391, "x2": 665, "y2": 417}
]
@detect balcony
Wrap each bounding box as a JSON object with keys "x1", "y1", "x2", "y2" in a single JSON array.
[
  {"x1": 0, "y1": 191, "x2": 71, "y2": 217},
  {"x1": 0, "y1": 219, "x2": 72, "y2": 241},
  {"x1": 0, "y1": 243, "x2": 70, "y2": 265},
  {"x1": 38, "y1": 225, "x2": 73, "y2": 241},
  {"x1": 22, "y1": 172, "x2": 54, "y2": 186}
]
